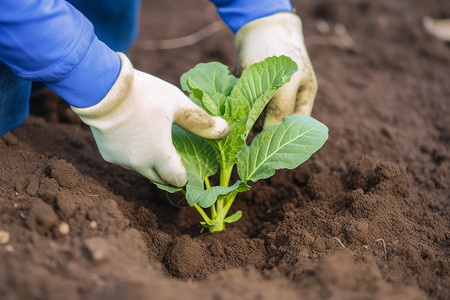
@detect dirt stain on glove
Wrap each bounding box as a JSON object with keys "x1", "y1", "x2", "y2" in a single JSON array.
[{"x1": 174, "y1": 108, "x2": 230, "y2": 140}]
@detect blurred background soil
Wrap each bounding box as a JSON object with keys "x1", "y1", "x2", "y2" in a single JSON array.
[{"x1": 0, "y1": 0, "x2": 449, "y2": 299}]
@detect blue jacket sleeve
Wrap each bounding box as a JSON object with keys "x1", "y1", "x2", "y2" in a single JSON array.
[
  {"x1": 0, "y1": 0, "x2": 120, "y2": 107},
  {"x1": 210, "y1": 0, "x2": 293, "y2": 33}
]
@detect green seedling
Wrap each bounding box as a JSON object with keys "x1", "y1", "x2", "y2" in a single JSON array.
[{"x1": 155, "y1": 56, "x2": 328, "y2": 233}]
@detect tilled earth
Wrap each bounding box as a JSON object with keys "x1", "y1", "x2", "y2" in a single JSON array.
[{"x1": 0, "y1": 0, "x2": 449, "y2": 299}]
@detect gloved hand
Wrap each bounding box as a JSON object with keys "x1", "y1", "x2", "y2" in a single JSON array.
[
  {"x1": 234, "y1": 12, "x2": 318, "y2": 126},
  {"x1": 72, "y1": 53, "x2": 229, "y2": 187}
]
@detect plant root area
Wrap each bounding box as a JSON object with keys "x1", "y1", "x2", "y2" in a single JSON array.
[{"x1": 1, "y1": 0, "x2": 448, "y2": 299}]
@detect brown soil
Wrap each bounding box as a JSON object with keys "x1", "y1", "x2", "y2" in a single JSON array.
[{"x1": 1, "y1": 0, "x2": 449, "y2": 299}]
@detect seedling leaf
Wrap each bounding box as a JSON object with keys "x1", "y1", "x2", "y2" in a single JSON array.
[
  {"x1": 153, "y1": 182, "x2": 183, "y2": 193},
  {"x1": 186, "y1": 79, "x2": 219, "y2": 115},
  {"x1": 181, "y1": 62, "x2": 237, "y2": 115},
  {"x1": 237, "y1": 114, "x2": 328, "y2": 182},
  {"x1": 224, "y1": 210, "x2": 242, "y2": 223},
  {"x1": 228, "y1": 56, "x2": 298, "y2": 135},
  {"x1": 207, "y1": 116, "x2": 246, "y2": 170}
]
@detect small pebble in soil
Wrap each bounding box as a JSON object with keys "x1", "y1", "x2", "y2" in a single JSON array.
[
  {"x1": 5, "y1": 245, "x2": 14, "y2": 252},
  {"x1": 59, "y1": 222, "x2": 70, "y2": 235},
  {"x1": 0, "y1": 230, "x2": 10, "y2": 244},
  {"x1": 89, "y1": 221, "x2": 98, "y2": 229}
]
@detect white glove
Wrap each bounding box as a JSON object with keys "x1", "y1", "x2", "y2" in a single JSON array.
[
  {"x1": 234, "y1": 12, "x2": 318, "y2": 126},
  {"x1": 72, "y1": 53, "x2": 229, "y2": 187}
]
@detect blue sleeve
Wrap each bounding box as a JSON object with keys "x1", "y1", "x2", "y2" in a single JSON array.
[
  {"x1": 0, "y1": 0, "x2": 120, "y2": 107},
  {"x1": 210, "y1": 0, "x2": 293, "y2": 33}
]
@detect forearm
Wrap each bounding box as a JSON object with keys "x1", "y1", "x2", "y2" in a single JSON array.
[
  {"x1": 210, "y1": 0, "x2": 292, "y2": 33},
  {"x1": 0, "y1": 0, "x2": 120, "y2": 107}
]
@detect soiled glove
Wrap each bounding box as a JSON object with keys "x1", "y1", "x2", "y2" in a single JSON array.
[
  {"x1": 234, "y1": 12, "x2": 317, "y2": 126},
  {"x1": 72, "y1": 53, "x2": 229, "y2": 187}
]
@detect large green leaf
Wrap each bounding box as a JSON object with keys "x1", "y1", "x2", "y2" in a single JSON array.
[
  {"x1": 237, "y1": 114, "x2": 328, "y2": 182},
  {"x1": 172, "y1": 125, "x2": 218, "y2": 180},
  {"x1": 228, "y1": 56, "x2": 298, "y2": 135},
  {"x1": 207, "y1": 117, "x2": 246, "y2": 170}
]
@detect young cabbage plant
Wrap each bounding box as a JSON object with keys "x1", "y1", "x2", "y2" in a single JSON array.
[{"x1": 154, "y1": 56, "x2": 328, "y2": 233}]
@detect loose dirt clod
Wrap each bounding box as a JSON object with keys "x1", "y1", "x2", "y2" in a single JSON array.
[
  {"x1": 25, "y1": 175, "x2": 40, "y2": 197},
  {"x1": 55, "y1": 193, "x2": 76, "y2": 220},
  {"x1": 166, "y1": 235, "x2": 206, "y2": 279},
  {"x1": 26, "y1": 199, "x2": 58, "y2": 235},
  {"x1": 83, "y1": 237, "x2": 114, "y2": 263},
  {"x1": 2, "y1": 132, "x2": 18, "y2": 146},
  {"x1": 46, "y1": 160, "x2": 80, "y2": 189}
]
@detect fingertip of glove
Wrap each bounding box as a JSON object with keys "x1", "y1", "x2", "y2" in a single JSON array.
[
  {"x1": 175, "y1": 107, "x2": 230, "y2": 140},
  {"x1": 154, "y1": 157, "x2": 188, "y2": 188},
  {"x1": 166, "y1": 172, "x2": 188, "y2": 188},
  {"x1": 209, "y1": 116, "x2": 230, "y2": 139}
]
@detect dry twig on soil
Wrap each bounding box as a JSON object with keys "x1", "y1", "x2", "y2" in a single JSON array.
[
  {"x1": 332, "y1": 237, "x2": 388, "y2": 259},
  {"x1": 138, "y1": 21, "x2": 226, "y2": 50}
]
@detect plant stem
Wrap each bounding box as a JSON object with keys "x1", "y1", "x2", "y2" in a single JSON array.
[
  {"x1": 222, "y1": 192, "x2": 237, "y2": 217},
  {"x1": 211, "y1": 202, "x2": 217, "y2": 219},
  {"x1": 196, "y1": 161, "x2": 237, "y2": 232},
  {"x1": 204, "y1": 177, "x2": 211, "y2": 189},
  {"x1": 215, "y1": 197, "x2": 224, "y2": 218},
  {"x1": 193, "y1": 204, "x2": 212, "y2": 224},
  {"x1": 219, "y1": 164, "x2": 233, "y2": 187}
]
